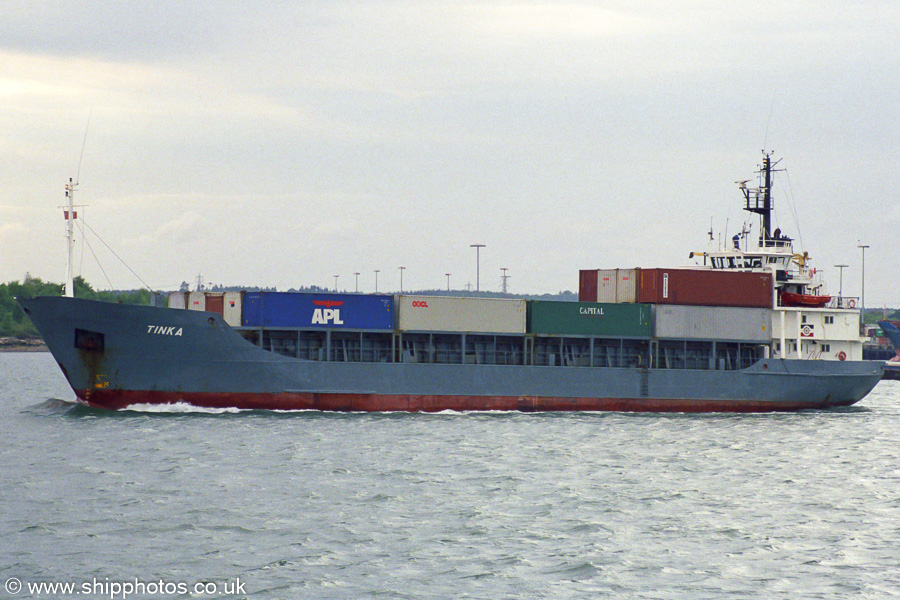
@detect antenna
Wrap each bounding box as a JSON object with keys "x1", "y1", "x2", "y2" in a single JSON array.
[
  {"x1": 763, "y1": 94, "x2": 776, "y2": 151},
  {"x1": 76, "y1": 107, "x2": 92, "y2": 185}
]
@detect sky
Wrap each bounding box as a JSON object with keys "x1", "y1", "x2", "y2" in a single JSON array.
[{"x1": 1, "y1": 1, "x2": 897, "y2": 305}]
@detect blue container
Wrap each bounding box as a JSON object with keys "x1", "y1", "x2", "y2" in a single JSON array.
[{"x1": 242, "y1": 292, "x2": 394, "y2": 330}]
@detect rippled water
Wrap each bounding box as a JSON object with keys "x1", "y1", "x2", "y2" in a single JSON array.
[{"x1": 2, "y1": 352, "x2": 899, "y2": 599}]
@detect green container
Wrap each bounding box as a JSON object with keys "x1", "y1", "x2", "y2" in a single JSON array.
[{"x1": 527, "y1": 300, "x2": 652, "y2": 337}]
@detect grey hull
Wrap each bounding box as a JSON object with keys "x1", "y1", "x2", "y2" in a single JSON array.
[{"x1": 19, "y1": 296, "x2": 884, "y2": 412}]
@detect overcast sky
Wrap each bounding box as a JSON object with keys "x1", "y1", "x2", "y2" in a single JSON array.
[{"x1": 2, "y1": 1, "x2": 897, "y2": 304}]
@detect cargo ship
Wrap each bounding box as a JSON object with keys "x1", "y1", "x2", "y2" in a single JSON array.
[
  {"x1": 18, "y1": 153, "x2": 883, "y2": 412},
  {"x1": 876, "y1": 321, "x2": 900, "y2": 380}
]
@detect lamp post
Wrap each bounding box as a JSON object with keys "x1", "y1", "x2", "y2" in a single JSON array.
[
  {"x1": 374, "y1": 269, "x2": 380, "y2": 293},
  {"x1": 470, "y1": 244, "x2": 485, "y2": 292},
  {"x1": 858, "y1": 243, "x2": 869, "y2": 329},
  {"x1": 834, "y1": 264, "x2": 848, "y2": 306},
  {"x1": 399, "y1": 266, "x2": 406, "y2": 293}
]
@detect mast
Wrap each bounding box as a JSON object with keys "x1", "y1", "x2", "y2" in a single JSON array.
[
  {"x1": 740, "y1": 151, "x2": 781, "y2": 243},
  {"x1": 760, "y1": 153, "x2": 772, "y2": 237},
  {"x1": 64, "y1": 178, "x2": 76, "y2": 297}
]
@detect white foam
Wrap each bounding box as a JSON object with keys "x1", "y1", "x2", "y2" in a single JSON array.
[{"x1": 121, "y1": 401, "x2": 246, "y2": 414}]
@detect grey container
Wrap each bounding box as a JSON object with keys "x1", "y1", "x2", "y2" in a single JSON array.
[
  {"x1": 398, "y1": 295, "x2": 526, "y2": 333},
  {"x1": 653, "y1": 305, "x2": 771, "y2": 342}
]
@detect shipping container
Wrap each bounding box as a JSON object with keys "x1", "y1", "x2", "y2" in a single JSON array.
[
  {"x1": 606, "y1": 269, "x2": 638, "y2": 303},
  {"x1": 150, "y1": 292, "x2": 168, "y2": 308},
  {"x1": 579, "y1": 269, "x2": 639, "y2": 303},
  {"x1": 528, "y1": 301, "x2": 652, "y2": 337},
  {"x1": 598, "y1": 271, "x2": 616, "y2": 303},
  {"x1": 223, "y1": 291, "x2": 243, "y2": 327},
  {"x1": 653, "y1": 305, "x2": 771, "y2": 342},
  {"x1": 188, "y1": 291, "x2": 206, "y2": 312},
  {"x1": 578, "y1": 270, "x2": 598, "y2": 302},
  {"x1": 204, "y1": 293, "x2": 225, "y2": 316},
  {"x1": 167, "y1": 292, "x2": 187, "y2": 309},
  {"x1": 242, "y1": 292, "x2": 394, "y2": 329},
  {"x1": 638, "y1": 269, "x2": 773, "y2": 308},
  {"x1": 397, "y1": 295, "x2": 526, "y2": 333}
]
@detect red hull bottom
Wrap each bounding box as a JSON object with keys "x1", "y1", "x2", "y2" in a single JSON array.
[{"x1": 78, "y1": 389, "x2": 853, "y2": 413}]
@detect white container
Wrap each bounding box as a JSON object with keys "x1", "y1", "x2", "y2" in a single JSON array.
[
  {"x1": 597, "y1": 269, "x2": 638, "y2": 303},
  {"x1": 188, "y1": 291, "x2": 206, "y2": 312},
  {"x1": 223, "y1": 291, "x2": 243, "y2": 327},
  {"x1": 597, "y1": 270, "x2": 616, "y2": 303},
  {"x1": 398, "y1": 295, "x2": 526, "y2": 333},
  {"x1": 654, "y1": 305, "x2": 770, "y2": 342},
  {"x1": 167, "y1": 292, "x2": 187, "y2": 309}
]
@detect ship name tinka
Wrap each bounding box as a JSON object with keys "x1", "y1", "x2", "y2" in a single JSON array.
[{"x1": 147, "y1": 325, "x2": 183, "y2": 336}]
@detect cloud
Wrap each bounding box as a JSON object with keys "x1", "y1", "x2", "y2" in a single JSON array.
[
  {"x1": 0, "y1": 221, "x2": 28, "y2": 239},
  {"x1": 0, "y1": 51, "x2": 307, "y2": 127},
  {"x1": 155, "y1": 211, "x2": 202, "y2": 238},
  {"x1": 889, "y1": 204, "x2": 900, "y2": 223},
  {"x1": 0, "y1": 1, "x2": 898, "y2": 302},
  {"x1": 459, "y1": 4, "x2": 655, "y2": 40},
  {"x1": 124, "y1": 210, "x2": 203, "y2": 247}
]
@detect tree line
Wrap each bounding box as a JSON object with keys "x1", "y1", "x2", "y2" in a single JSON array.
[
  {"x1": 0, "y1": 277, "x2": 150, "y2": 339},
  {"x1": 5, "y1": 275, "x2": 894, "y2": 341}
]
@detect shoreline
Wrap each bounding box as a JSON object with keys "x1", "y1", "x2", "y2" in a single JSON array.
[{"x1": 0, "y1": 339, "x2": 48, "y2": 352}]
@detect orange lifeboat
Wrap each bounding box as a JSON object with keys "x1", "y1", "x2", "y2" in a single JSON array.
[{"x1": 780, "y1": 290, "x2": 832, "y2": 308}]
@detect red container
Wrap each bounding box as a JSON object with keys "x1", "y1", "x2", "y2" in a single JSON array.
[
  {"x1": 637, "y1": 269, "x2": 773, "y2": 308},
  {"x1": 579, "y1": 270, "x2": 599, "y2": 302},
  {"x1": 205, "y1": 293, "x2": 225, "y2": 316}
]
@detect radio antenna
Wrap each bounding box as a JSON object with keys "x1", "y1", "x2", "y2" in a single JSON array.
[
  {"x1": 76, "y1": 107, "x2": 92, "y2": 184},
  {"x1": 763, "y1": 94, "x2": 775, "y2": 152}
]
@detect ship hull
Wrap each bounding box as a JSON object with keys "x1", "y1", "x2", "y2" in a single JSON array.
[{"x1": 19, "y1": 296, "x2": 884, "y2": 413}]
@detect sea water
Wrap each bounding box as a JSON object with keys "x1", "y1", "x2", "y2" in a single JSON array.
[{"x1": 2, "y1": 352, "x2": 899, "y2": 600}]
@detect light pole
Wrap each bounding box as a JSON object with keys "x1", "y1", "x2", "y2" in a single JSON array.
[
  {"x1": 834, "y1": 264, "x2": 848, "y2": 306},
  {"x1": 374, "y1": 269, "x2": 380, "y2": 293},
  {"x1": 399, "y1": 266, "x2": 406, "y2": 293},
  {"x1": 470, "y1": 243, "x2": 485, "y2": 292},
  {"x1": 445, "y1": 273, "x2": 451, "y2": 292},
  {"x1": 858, "y1": 243, "x2": 869, "y2": 328},
  {"x1": 354, "y1": 272, "x2": 360, "y2": 293}
]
